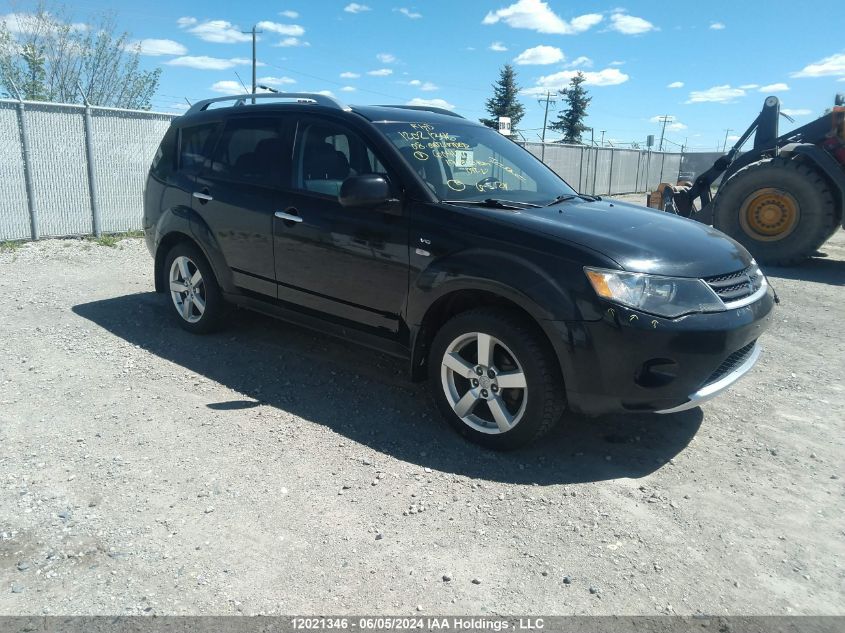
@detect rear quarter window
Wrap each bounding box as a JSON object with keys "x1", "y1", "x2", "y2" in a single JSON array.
[
  {"x1": 150, "y1": 127, "x2": 177, "y2": 180},
  {"x1": 179, "y1": 123, "x2": 219, "y2": 173}
]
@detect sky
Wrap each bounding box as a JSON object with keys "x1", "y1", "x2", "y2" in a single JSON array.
[{"x1": 4, "y1": 0, "x2": 845, "y2": 150}]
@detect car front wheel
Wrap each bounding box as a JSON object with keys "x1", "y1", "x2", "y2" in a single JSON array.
[{"x1": 428, "y1": 308, "x2": 565, "y2": 450}]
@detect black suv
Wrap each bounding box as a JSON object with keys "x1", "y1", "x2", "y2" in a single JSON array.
[{"x1": 144, "y1": 92, "x2": 774, "y2": 449}]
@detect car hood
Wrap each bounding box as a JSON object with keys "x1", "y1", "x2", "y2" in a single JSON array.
[{"x1": 510, "y1": 198, "x2": 753, "y2": 278}]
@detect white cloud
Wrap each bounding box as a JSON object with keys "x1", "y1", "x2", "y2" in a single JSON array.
[
  {"x1": 482, "y1": 0, "x2": 602, "y2": 35},
  {"x1": 341, "y1": 85, "x2": 356, "y2": 92},
  {"x1": 566, "y1": 56, "x2": 593, "y2": 68},
  {"x1": 781, "y1": 108, "x2": 812, "y2": 116},
  {"x1": 609, "y1": 12, "x2": 657, "y2": 35},
  {"x1": 726, "y1": 134, "x2": 740, "y2": 142},
  {"x1": 667, "y1": 81, "x2": 684, "y2": 88},
  {"x1": 1, "y1": 12, "x2": 88, "y2": 36},
  {"x1": 524, "y1": 67, "x2": 629, "y2": 94},
  {"x1": 344, "y1": 3, "x2": 371, "y2": 13},
  {"x1": 129, "y1": 39, "x2": 187, "y2": 56},
  {"x1": 257, "y1": 21, "x2": 305, "y2": 37},
  {"x1": 709, "y1": 22, "x2": 725, "y2": 30},
  {"x1": 279, "y1": 10, "x2": 299, "y2": 19},
  {"x1": 686, "y1": 84, "x2": 745, "y2": 103},
  {"x1": 274, "y1": 37, "x2": 310, "y2": 47},
  {"x1": 166, "y1": 56, "x2": 254, "y2": 70},
  {"x1": 609, "y1": 60, "x2": 625, "y2": 66},
  {"x1": 791, "y1": 52, "x2": 845, "y2": 78},
  {"x1": 406, "y1": 97, "x2": 455, "y2": 110},
  {"x1": 185, "y1": 20, "x2": 252, "y2": 44},
  {"x1": 211, "y1": 80, "x2": 251, "y2": 95},
  {"x1": 759, "y1": 82, "x2": 789, "y2": 92},
  {"x1": 340, "y1": 71, "x2": 361, "y2": 79},
  {"x1": 367, "y1": 68, "x2": 393, "y2": 76},
  {"x1": 739, "y1": 83, "x2": 759, "y2": 89},
  {"x1": 514, "y1": 45, "x2": 564, "y2": 65},
  {"x1": 396, "y1": 8, "x2": 422, "y2": 19},
  {"x1": 489, "y1": 41, "x2": 508, "y2": 52},
  {"x1": 377, "y1": 52, "x2": 397, "y2": 63},
  {"x1": 177, "y1": 16, "x2": 197, "y2": 28},
  {"x1": 420, "y1": 81, "x2": 438, "y2": 91},
  {"x1": 258, "y1": 76, "x2": 296, "y2": 86}
]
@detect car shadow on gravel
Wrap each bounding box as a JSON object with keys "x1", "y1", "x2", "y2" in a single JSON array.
[
  {"x1": 73, "y1": 293, "x2": 703, "y2": 485},
  {"x1": 765, "y1": 256, "x2": 845, "y2": 287}
]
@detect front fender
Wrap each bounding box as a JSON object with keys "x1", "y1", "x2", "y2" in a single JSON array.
[{"x1": 407, "y1": 248, "x2": 594, "y2": 326}]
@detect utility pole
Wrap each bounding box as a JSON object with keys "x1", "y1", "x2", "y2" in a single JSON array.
[
  {"x1": 722, "y1": 128, "x2": 733, "y2": 152},
  {"x1": 599, "y1": 130, "x2": 606, "y2": 147},
  {"x1": 537, "y1": 91, "x2": 556, "y2": 162},
  {"x1": 242, "y1": 25, "x2": 263, "y2": 103},
  {"x1": 656, "y1": 115, "x2": 671, "y2": 151}
]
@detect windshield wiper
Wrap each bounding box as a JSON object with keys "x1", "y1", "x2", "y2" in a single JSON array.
[
  {"x1": 443, "y1": 198, "x2": 542, "y2": 210},
  {"x1": 545, "y1": 193, "x2": 602, "y2": 206}
]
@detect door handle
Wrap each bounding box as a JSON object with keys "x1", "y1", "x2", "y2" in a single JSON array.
[
  {"x1": 192, "y1": 191, "x2": 213, "y2": 203},
  {"x1": 274, "y1": 210, "x2": 303, "y2": 223}
]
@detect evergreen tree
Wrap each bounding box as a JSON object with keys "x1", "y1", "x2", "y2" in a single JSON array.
[
  {"x1": 550, "y1": 72, "x2": 591, "y2": 143},
  {"x1": 480, "y1": 64, "x2": 525, "y2": 132}
]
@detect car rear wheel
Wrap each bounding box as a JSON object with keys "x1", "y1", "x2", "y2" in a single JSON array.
[
  {"x1": 428, "y1": 308, "x2": 565, "y2": 450},
  {"x1": 164, "y1": 242, "x2": 225, "y2": 333}
]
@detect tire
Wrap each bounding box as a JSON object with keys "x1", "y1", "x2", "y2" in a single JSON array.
[
  {"x1": 427, "y1": 308, "x2": 565, "y2": 450},
  {"x1": 163, "y1": 241, "x2": 226, "y2": 334},
  {"x1": 713, "y1": 157, "x2": 838, "y2": 266}
]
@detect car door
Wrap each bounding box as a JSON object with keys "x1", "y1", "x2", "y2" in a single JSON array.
[
  {"x1": 192, "y1": 115, "x2": 291, "y2": 297},
  {"x1": 273, "y1": 117, "x2": 409, "y2": 333}
]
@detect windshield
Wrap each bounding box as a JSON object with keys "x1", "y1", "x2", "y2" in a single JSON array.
[{"x1": 374, "y1": 120, "x2": 576, "y2": 204}]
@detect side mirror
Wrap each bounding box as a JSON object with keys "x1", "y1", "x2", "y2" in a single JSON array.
[{"x1": 339, "y1": 174, "x2": 391, "y2": 208}]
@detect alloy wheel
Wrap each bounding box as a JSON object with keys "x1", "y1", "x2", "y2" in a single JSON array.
[
  {"x1": 440, "y1": 332, "x2": 528, "y2": 434},
  {"x1": 169, "y1": 256, "x2": 206, "y2": 324}
]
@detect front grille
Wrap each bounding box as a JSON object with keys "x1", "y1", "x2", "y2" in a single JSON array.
[
  {"x1": 704, "y1": 266, "x2": 763, "y2": 304},
  {"x1": 702, "y1": 340, "x2": 757, "y2": 387}
]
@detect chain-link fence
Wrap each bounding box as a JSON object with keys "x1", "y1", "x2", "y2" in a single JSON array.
[
  {"x1": 1, "y1": 99, "x2": 698, "y2": 241},
  {"x1": 0, "y1": 99, "x2": 175, "y2": 241}
]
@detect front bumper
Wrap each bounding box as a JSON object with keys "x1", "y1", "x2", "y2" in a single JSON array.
[
  {"x1": 543, "y1": 286, "x2": 775, "y2": 416},
  {"x1": 655, "y1": 341, "x2": 761, "y2": 414}
]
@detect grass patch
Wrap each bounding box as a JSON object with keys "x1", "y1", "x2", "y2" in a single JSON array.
[
  {"x1": 87, "y1": 230, "x2": 145, "y2": 248},
  {"x1": 0, "y1": 240, "x2": 23, "y2": 253}
]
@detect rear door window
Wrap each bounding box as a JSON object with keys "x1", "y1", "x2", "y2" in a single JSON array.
[
  {"x1": 179, "y1": 123, "x2": 219, "y2": 173},
  {"x1": 209, "y1": 117, "x2": 288, "y2": 186}
]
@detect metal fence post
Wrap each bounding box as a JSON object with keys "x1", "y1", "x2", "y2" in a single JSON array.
[
  {"x1": 607, "y1": 148, "x2": 614, "y2": 195},
  {"x1": 81, "y1": 101, "x2": 102, "y2": 237},
  {"x1": 578, "y1": 146, "x2": 584, "y2": 192},
  {"x1": 634, "y1": 151, "x2": 641, "y2": 193},
  {"x1": 15, "y1": 100, "x2": 39, "y2": 241},
  {"x1": 658, "y1": 152, "x2": 666, "y2": 184}
]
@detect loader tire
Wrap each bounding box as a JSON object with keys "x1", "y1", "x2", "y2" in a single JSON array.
[{"x1": 713, "y1": 157, "x2": 838, "y2": 266}]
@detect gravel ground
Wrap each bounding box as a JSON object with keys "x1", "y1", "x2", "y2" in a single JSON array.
[{"x1": 0, "y1": 221, "x2": 843, "y2": 616}]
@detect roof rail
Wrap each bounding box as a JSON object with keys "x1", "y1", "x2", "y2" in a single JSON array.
[
  {"x1": 378, "y1": 105, "x2": 465, "y2": 119},
  {"x1": 186, "y1": 92, "x2": 350, "y2": 115}
]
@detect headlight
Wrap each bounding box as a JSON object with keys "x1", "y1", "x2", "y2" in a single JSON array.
[{"x1": 584, "y1": 267, "x2": 724, "y2": 318}]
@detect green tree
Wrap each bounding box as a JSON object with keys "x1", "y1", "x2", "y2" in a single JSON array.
[
  {"x1": 550, "y1": 72, "x2": 591, "y2": 144},
  {"x1": 0, "y1": 3, "x2": 160, "y2": 109},
  {"x1": 480, "y1": 64, "x2": 525, "y2": 132}
]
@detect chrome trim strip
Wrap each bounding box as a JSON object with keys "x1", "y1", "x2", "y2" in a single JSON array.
[
  {"x1": 720, "y1": 275, "x2": 768, "y2": 310},
  {"x1": 192, "y1": 191, "x2": 213, "y2": 202},
  {"x1": 656, "y1": 343, "x2": 762, "y2": 414}
]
